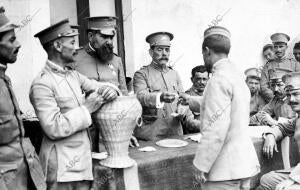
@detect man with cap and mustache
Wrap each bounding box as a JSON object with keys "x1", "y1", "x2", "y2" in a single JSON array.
[
  {"x1": 192, "y1": 26, "x2": 259, "y2": 190},
  {"x1": 250, "y1": 68, "x2": 297, "y2": 126},
  {"x1": 75, "y1": 17, "x2": 128, "y2": 95},
  {"x1": 133, "y1": 32, "x2": 197, "y2": 140},
  {"x1": 244, "y1": 67, "x2": 266, "y2": 117},
  {"x1": 257, "y1": 72, "x2": 300, "y2": 190},
  {"x1": 0, "y1": 7, "x2": 46, "y2": 190},
  {"x1": 260, "y1": 33, "x2": 300, "y2": 103},
  {"x1": 30, "y1": 19, "x2": 119, "y2": 190}
]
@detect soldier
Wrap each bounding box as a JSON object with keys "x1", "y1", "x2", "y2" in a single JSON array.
[
  {"x1": 30, "y1": 19, "x2": 119, "y2": 190},
  {"x1": 263, "y1": 44, "x2": 275, "y2": 63},
  {"x1": 244, "y1": 68, "x2": 266, "y2": 117},
  {"x1": 185, "y1": 65, "x2": 209, "y2": 96},
  {"x1": 293, "y1": 42, "x2": 300, "y2": 63},
  {"x1": 192, "y1": 26, "x2": 259, "y2": 190},
  {"x1": 133, "y1": 31, "x2": 197, "y2": 140},
  {"x1": 250, "y1": 68, "x2": 297, "y2": 125},
  {"x1": 75, "y1": 17, "x2": 128, "y2": 95},
  {"x1": 0, "y1": 7, "x2": 46, "y2": 190},
  {"x1": 260, "y1": 33, "x2": 300, "y2": 102},
  {"x1": 257, "y1": 72, "x2": 300, "y2": 190}
]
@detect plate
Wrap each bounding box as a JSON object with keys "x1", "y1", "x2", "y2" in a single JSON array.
[{"x1": 156, "y1": 139, "x2": 188, "y2": 148}]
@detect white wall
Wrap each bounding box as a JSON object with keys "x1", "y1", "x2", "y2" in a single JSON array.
[
  {"x1": 127, "y1": 0, "x2": 300, "y2": 90},
  {"x1": 3, "y1": 0, "x2": 300, "y2": 113},
  {"x1": 3, "y1": 0, "x2": 50, "y2": 115}
]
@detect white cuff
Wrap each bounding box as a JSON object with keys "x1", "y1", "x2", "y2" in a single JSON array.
[
  {"x1": 82, "y1": 106, "x2": 92, "y2": 126},
  {"x1": 156, "y1": 92, "x2": 164, "y2": 108}
]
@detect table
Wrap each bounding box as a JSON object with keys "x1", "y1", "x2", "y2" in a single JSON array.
[{"x1": 91, "y1": 133, "x2": 300, "y2": 190}]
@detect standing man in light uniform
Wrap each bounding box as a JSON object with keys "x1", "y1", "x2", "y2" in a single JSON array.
[
  {"x1": 30, "y1": 19, "x2": 119, "y2": 190},
  {"x1": 192, "y1": 26, "x2": 259, "y2": 190}
]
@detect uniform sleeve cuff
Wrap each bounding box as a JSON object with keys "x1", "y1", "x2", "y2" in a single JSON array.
[
  {"x1": 156, "y1": 92, "x2": 164, "y2": 108},
  {"x1": 82, "y1": 106, "x2": 92, "y2": 126}
]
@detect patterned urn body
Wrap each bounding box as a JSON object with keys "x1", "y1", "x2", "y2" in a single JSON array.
[{"x1": 94, "y1": 96, "x2": 142, "y2": 168}]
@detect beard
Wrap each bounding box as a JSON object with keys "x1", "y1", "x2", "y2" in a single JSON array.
[{"x1": 96, "y1": 43, "x2": 114, "y2": 62}]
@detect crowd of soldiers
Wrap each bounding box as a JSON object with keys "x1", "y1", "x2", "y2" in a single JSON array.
[{"x1": 1, "y1": 5, "x2": 300, "y2": 190}]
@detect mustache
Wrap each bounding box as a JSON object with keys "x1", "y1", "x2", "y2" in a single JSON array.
[
  {"x1": 289, "y1": 101, "x2": 299, "y2": 106},
  {"x1": 159, "y1": 57, "x2": 169, "y2": 61}
]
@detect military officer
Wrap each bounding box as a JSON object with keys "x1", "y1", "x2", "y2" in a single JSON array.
[
  {"x1": 244, "y1": 68, "x2": 266, "y2": 117},
  {"x1": 133, "y1": 31, "x2": 195, "y2": 140},
  {"x1": 260, "y1": 33, "x2": 300, "y2": 102},
  {"x1": 0, "y1": 7, "x2": 46, "y2": 190},
  {"x1": 257, "y1": 72, "x2": 300, "y2": 190},
  {"x1": 75, "y1": 17, "x2": 128, "y2": 95},
  {"x1": 30, "y1": 19, "x2": 119, "y2": 189},
  {"x1": 250, "y1": 68, "x2": 297, "y2": 125}
]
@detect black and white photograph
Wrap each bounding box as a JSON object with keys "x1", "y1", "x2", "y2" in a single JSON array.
[{"x1": 1, "y1": 0, "x2": 300, "y2": 189}]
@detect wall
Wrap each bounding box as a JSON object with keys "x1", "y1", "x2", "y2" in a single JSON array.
[
  {"x1": 3, "y1": 0, "x2": 50, "y2": 115},
  {"x1": 2, "y1": 0, "x2": 300, "y2": 113},
  {"x1": 127, "y1": 0, "x2": 300, "y2": 90}
]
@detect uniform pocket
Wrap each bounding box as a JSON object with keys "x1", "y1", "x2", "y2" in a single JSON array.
[
  {"x1": 0, "y1": 115, "x2": 19, "y2": 144},
  {"x1": 0, "y1": 163, "x2": 18, "y2": 185}
]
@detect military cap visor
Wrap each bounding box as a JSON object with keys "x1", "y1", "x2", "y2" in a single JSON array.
[
  {"x1": 244, "y1": 68, "x2": 261, "y2": 79},
  {"x1": 0, "y1": 6, "x2": 20, "y2": 33},
  {"x1": 34, "y1": 19, "x2": 79, "y2": 45},
  {"x1": 270, "y1": 33, "x2": 290, "y2": 44},
  {"x1": 269, "y1": 67, "x2": 293, "y2": 80},
  {"x1": 86, "y1": 16, "x2": 116, "y2": 36},
  {"x1": 283, "y1": 72, "x2": 300, "y2": 91},
  {"x1": 146, "y1": 31, "x2": 174, "y2": 47}
]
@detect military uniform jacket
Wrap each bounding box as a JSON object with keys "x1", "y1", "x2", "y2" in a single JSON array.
[
  {"x1": 193, "y1": 58, "x2": 260, "y2": 181},
  {"x1": 250, "y1": 92, "x2": 266, "y2": 116},
  {"x1": 267, "y1": 118, "x2": 300, "y2": 183},
  {"x1": 250, "y1": 96, "x2": 297, "y2": 125},
  {"x1": 260, "y1": 57, "x2": 300, "y2": 102},
  {"x1": 29, "y1": 60, "x2": 116, "y2": 182},
  {"x1": 133, "y1": 62, "x2": 185, "y2": 140},
  {"x1": 0, "y1": 65, "x2": 46, "y2": 189},
  {"x1": 75, "y1": 43, "x2": 128, "y2": 95}
]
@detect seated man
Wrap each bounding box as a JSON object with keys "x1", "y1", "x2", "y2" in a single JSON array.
[
  {"x1": 250, "y1": 68, "x2": 297, "y2": 125},
  {"x1": 183, "y1": 65, "x2": 208, "y2": 133},
  {"x1": 244, "y1": 68, "x2": 266, "y2": 117},
  {"x1": 185, "y1": 65, "x2": 209, "y2": 97},
  {"x1": 257, "y1": 72, "x2": 300, "y2": 190}
]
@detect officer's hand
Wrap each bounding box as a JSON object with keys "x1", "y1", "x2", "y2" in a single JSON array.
[
  {"x1": 275, "y1": 179, "x2": 295, "y2": 190},
  {"x1": 160, "y1": 92, "x2": 176, "y2": 103},
  {"x1": 98, "y1": 86, "x2": 118, "y2": 102},
  {"x1": 84, "y1": 91, "x2": 104, "y2": 113},
  {"x1": 263, "y1": 134, "x2": 278, "y2": 159},
  {"x1": 178, "y1": 93, "x2": 191, "y2": 105},
  {"x1": 129, "y1": 135, "x2": 139, "y2": 147}
]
